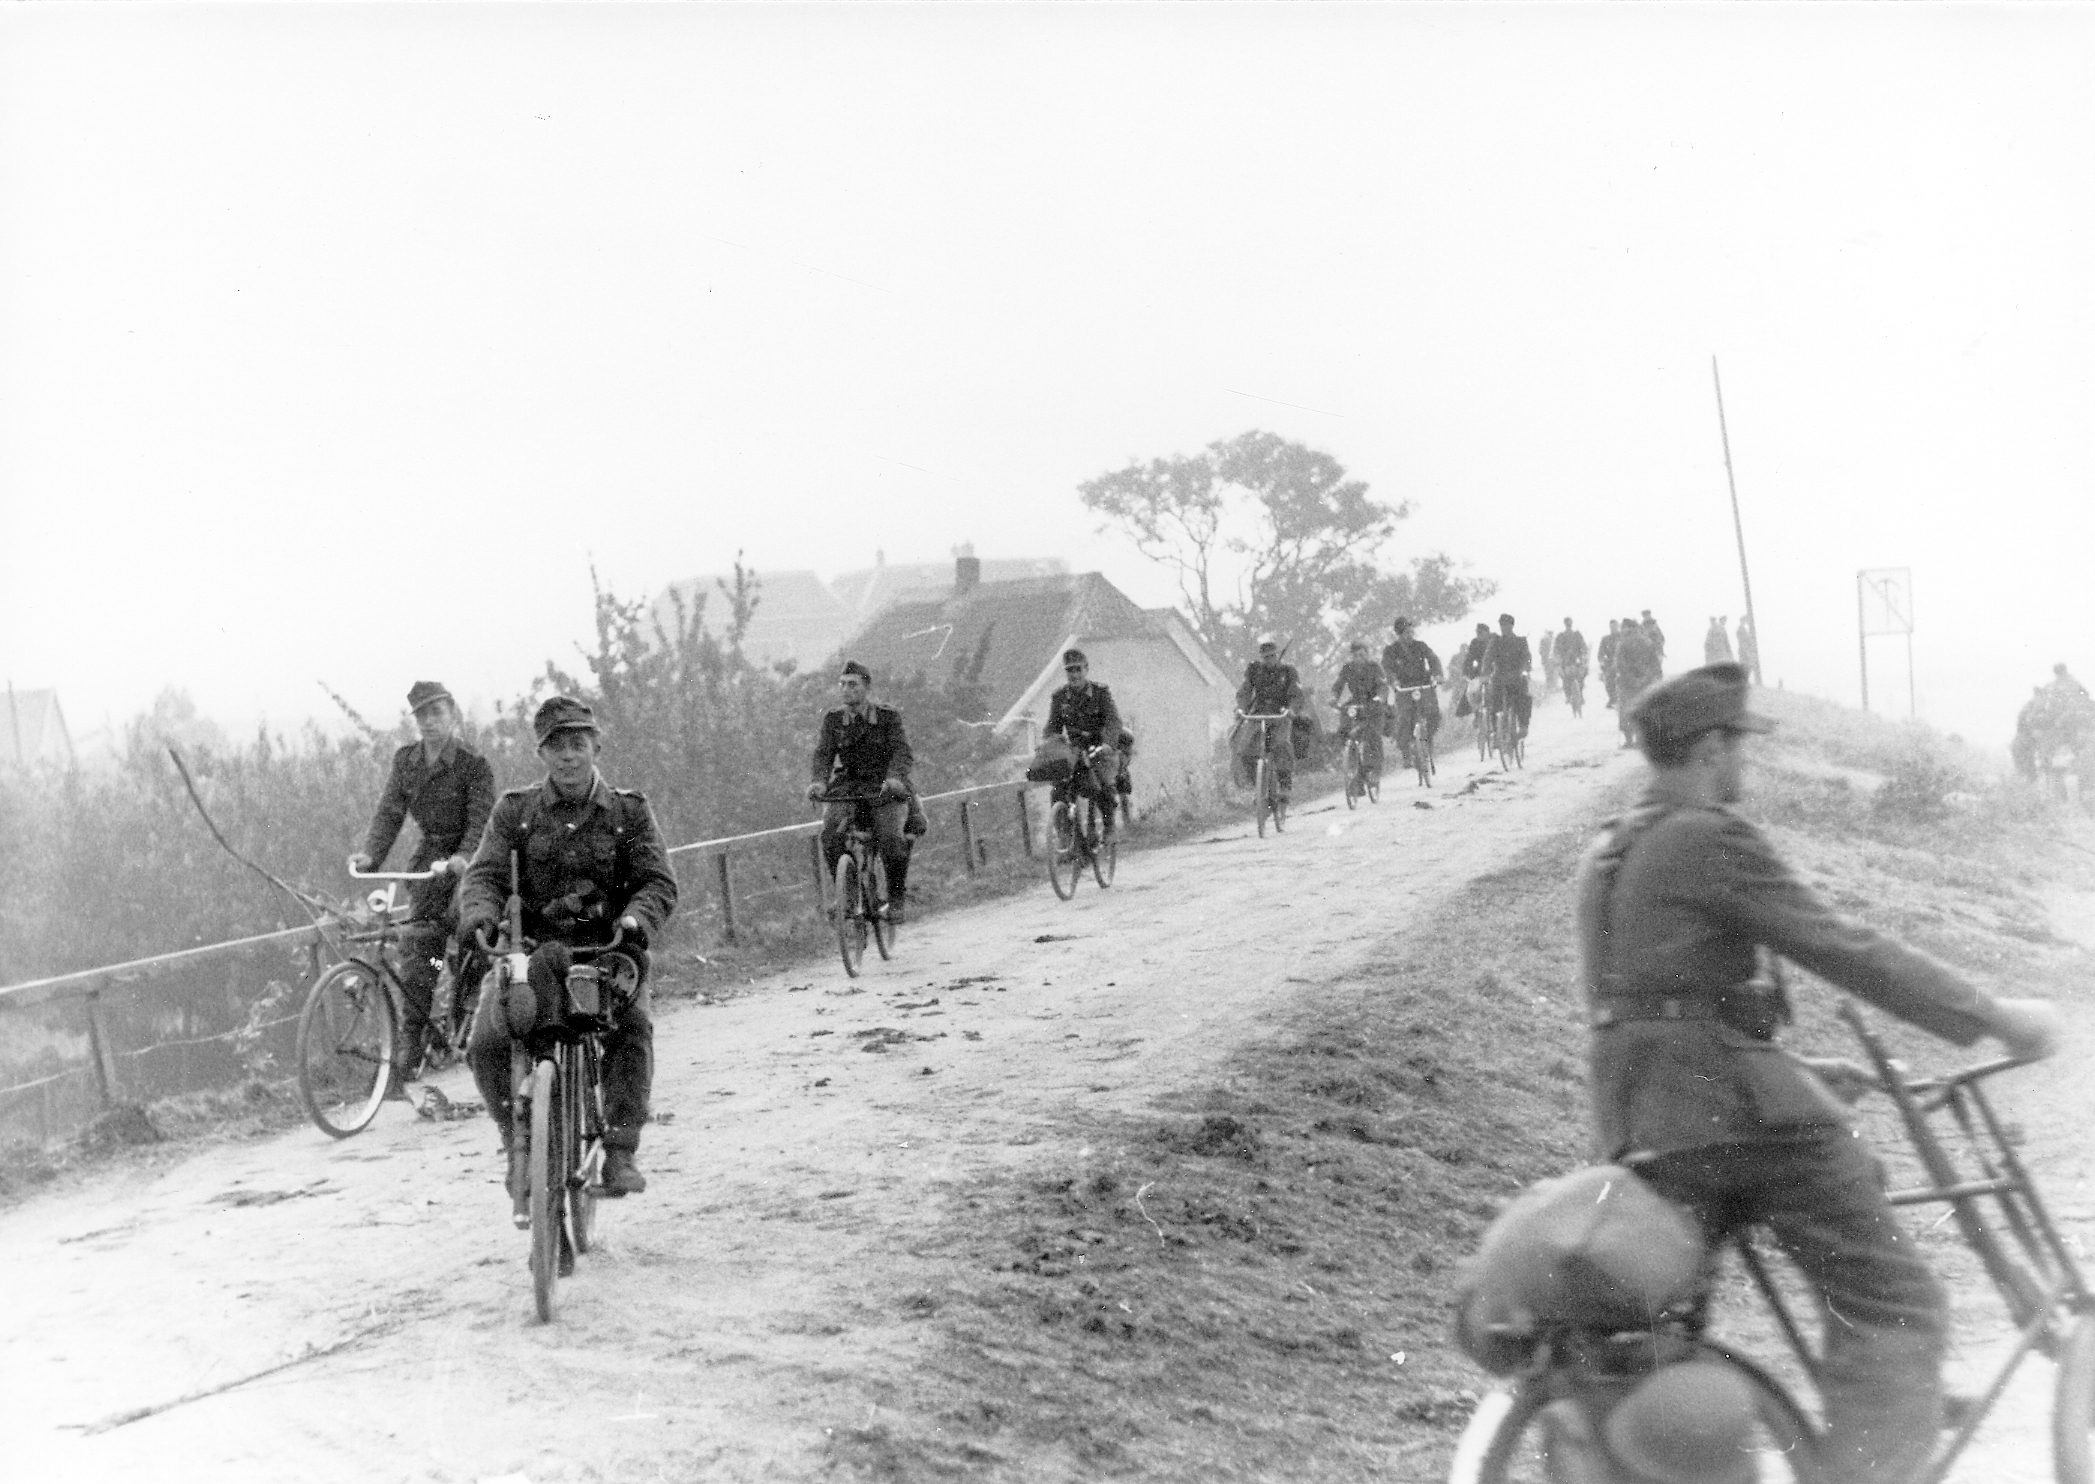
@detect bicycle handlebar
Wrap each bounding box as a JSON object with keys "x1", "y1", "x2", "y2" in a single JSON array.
[
  {"x1": 348, "y1": 862, "x2": 446, "y2": 882},
  {"x1": 813, "y1": 785, "x2": 896, "y2": 805},
  {"x1": 1238, "y1": 712, "x2": 1291, "y2": 722},
  {"x1": 472, "y1": 921, "x2": 630, "y2": 956}
]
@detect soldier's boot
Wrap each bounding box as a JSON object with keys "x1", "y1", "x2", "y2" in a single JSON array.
[{"x1": 601, "y1": 1149, "x2": 647, "y2": 1197}]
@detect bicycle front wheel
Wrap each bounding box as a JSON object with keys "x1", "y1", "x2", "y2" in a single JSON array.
[
  {"x1": 1344, "y1": 744, "x2": 1362, "y2": 809},
  {"x1": 867, "y1": 854, "x2": 894, "y2": 959},
  {"x1": 1086, "y1": 798, "x2": 1116, "y2": 887},
  {"x1": 296, "y1": 959, "x2": 396, "y2": 1138},
  {"x1": 1255, "y1": 759, "x2": 1272, "y2": 837},
  {"x1": 567, "y1": 1040, "x2": 599, "y2": 1258},
  {"x1": 835, "y1": 854, "x2": 866, "y2": 976},
  {"x1": 2054, "y1": 1312, "x2": 2095, "y2": 1483},
  {"x1": 1448, "y1": 1353, "x2": 1824, "y2": 1484},
  {"x1": 528, "y1": 1059, "x2": 561, "y2": 1323},
  {"x1": 1048, "y1": 801, "x2": 1081, "y2": 900}
]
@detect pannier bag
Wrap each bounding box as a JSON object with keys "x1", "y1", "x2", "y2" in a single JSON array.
[
  {"x1": 1290, "y1": 712, "x2": 1316, "y2": 761},
  {"x1": 1025, "y1": 734, "x2": 1075, "y2": 785},
  {"x1": 1453, "y1": 1164, "x2": 1706, "y2": 1375}
]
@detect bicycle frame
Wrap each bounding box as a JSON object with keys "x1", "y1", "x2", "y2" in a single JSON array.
[{"x1": 1713, "y1": 1003, "x2": 2091, "y2": 1483}]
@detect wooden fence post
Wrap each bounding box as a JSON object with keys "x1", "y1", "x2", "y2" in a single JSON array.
[
  {"x1": 82, "y1": 985, "x2": 120, "y2": 1108},
  {"x1": 1015, "y1": 786, "x2": 1033, "y2": 857},
  {"x1": 958, "y1": 800, "x2": 980, "y2": 873},
  {"x1": 714, "y1": 852, "x2": 738, "y2": 943}
]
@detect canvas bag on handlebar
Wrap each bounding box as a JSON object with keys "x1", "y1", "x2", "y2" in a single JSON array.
[
  {"x1": 1453, "y1": 1164, "x2": 1706, "y2": 1375},
  {"x1": 1026, "y1": 734, "x2": 1075, "y2": 785}
]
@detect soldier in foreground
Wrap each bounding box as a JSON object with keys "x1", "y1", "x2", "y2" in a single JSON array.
[
  {"x1": 460, "y1": 696, "x2": 678, "y2": 1197},
  {"x1": 1579, "y1": 664, "x2": 2060, "y2": 1484}
]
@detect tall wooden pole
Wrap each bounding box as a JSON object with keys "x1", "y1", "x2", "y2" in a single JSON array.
[
  {"x1": 1711, "y1": 359, "x2": 1764, "y2": 685},
  {"x1": 1856, "y1": 573, "x2": 1870, "y2": 711}
]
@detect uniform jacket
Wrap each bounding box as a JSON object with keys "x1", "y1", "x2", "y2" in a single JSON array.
[
  {"x1": 1461, "y1": 636, "x2": 1493, "y2": 679},
  {"x1": 1380, "y1": 639, "x2": 1443, "y2": 691},
  {"x1": 461, "y1": 774, "x2": 678, "y2": 947},
  {"x1": 1575, "y1": 795, "x2": 1994, "y2": 1160},
  {"x1": 1236, "y1": 660, "x2": 1302, "y2": 715},
  {"x1": 1557, "y1": 630, "x2": 1589, "y2": 670},
  {"x1": 809, "y1": 703, "x2": 914, "y2": 791},
  {"x1": 1331, "y1": 658, "x2": 1389, "y2": 706},
  {"x1": 1614, "y1": 627, "x2": 1664, "y2": 690},
  {"x1": 361, "y1": 736, "x2": 496, "y2": 921},
  {"x1": 1595, "y1": 631, "x2": 1620, "y2": 674},
  {"x1": 1485, "y1": 632, "x2": 1531, "y2": 681},
  {"x1": 1045, "y1": 682, "x2": 1124, "y2": 748}
]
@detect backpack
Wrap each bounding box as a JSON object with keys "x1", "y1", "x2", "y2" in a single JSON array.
[{"x1": 1453, "y1": 1164, "x2": 1706, "y2": 1375}]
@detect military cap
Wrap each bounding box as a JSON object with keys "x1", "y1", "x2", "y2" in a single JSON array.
[
  {"x1": 1392, "y1": 615, "x2": 1415, "y2": 632},
  {"x1": 532, "y1": 695, "x2": 601, "y2": 745},
  {"x1": 406, "y1": 680, "x2": 454, "y2": 712},
  {"x1": 1062, "y1": 648, "x2": 1088, "y2": 666},
  {"x1": 1256, "y1": 634, "x2": 1279, "y2": 650},
  {"x1": 840, "y1": 659, "x2": 872, "y2": 681},
  {"x1": 1628, "y1": 663, "x2": 1774, "y2": 747},
  {"x1": 1498, "y1": 612, "x2": 1515, "y2": 626},
  {"x1": 1348, "y1": 639, "x2": 1368, "y2": 651}
]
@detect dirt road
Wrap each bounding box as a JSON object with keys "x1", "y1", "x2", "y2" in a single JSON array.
[{"x1": 4, "y1": 706, "x2": 2083, "y2": 1483}]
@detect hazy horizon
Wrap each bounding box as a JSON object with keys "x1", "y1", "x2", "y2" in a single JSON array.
[{"x1": 5, "y1": 5, "x2": 2088, "y2": 753}]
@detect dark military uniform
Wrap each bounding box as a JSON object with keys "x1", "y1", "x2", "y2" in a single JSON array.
[
  {"x1": 1045, "y1": 681, "x2": 1125, "y2": 826},
  {"x1": 460, "y1": 774, "x2": 679, "y2": 1156},
  {"x1": 1485, "y1": 630, "x2": 1532, "y2": 738},
  {"x1": 1380, "y1": 637, "x2": 1442, "y2": 767},
  {"x1": 1329, "y1": 658, "x2": 1387, "y2": 776},
  {"x1": 360, "y1": 734, "x2": 495, "y2": 1049},
  {"x1": 1579, "y1": 665, "x2": 2006, "y2": 1484},
  {"x1": 1234, "y1": 659, "x2": 1303, "y2": 795},
  {"x1": 1613, "y1": 625, "x2": 1665, "y2": 736},
  {"x1": 810, "y1": 701, "x2": 916, "y2": 902},
  {"x1": 1595, "y1": 627, "x2": 1621, "y2": 708}
]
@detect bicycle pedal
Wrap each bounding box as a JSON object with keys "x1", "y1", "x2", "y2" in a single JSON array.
[{"x1": 512, "y1": 1209, "x2": 531, "y2": 1230}]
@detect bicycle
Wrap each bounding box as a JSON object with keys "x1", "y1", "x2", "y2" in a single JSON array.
[
  {"x1": 814, "y1": 784, "x2": 896, "y2": 978},
  {"x1": 475, "y1": 909, "x2": 636, "y2": 1324},
  {"x1": 1469, "y1": 678, "x2": 1492, "y2": 762},
  {"x1": 1489, "y1": 680, "x2": 1526, "y2": 772},
  {"x1": 1047, "y1": 745, "x2": 1119, "y2": 899},
  {"x1": 1340, "y1": 703, "x2": 1381, "y2": 809},
  {"x1": 295, "y1": 863, "x2": 478, "y2": 1138},
  {"x1": 1562, "y1": 666, "x2": 1586, "y2": 720},
  {"x1": 1450, "y1": 999, "x2": 2095, "y2": 1484},
  {"x1": 1239, "y1": 712, "x2": 1291, "y2": 837},
  {"x1": 1393, "y1": 683, "x2": 1438, "y2": 788}
]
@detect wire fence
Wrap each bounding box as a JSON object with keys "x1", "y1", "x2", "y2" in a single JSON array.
[{"x1": 0, "y1": 780, "x2": 1034, "y2": 1150}]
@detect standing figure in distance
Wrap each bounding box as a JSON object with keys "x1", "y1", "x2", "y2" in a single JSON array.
[
  {"x1": 1704, "y1": 615, "x2": 1735, "y2": 666},
  {"x1": 1612, "y1": 616, "x2": 1665, "y2": 746},
  {"x1": 459, "y1": 696, "x2": 678, "y2": 1197},
  {"x1": 1596, "y1": 620, "x2": 1623, "y2": 711},
  {"x1": 1581, "y1": 664, "x2": 2059, "y2": 1484},
  {"x1": 1734, "y1": 614, "x2": 1759, "y2": 681},
  {"x1": 350, "y1": 680, "x2": 495, "y2": 1086}
]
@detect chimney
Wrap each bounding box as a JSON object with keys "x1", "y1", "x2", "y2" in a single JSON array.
[{"x1": 954, "y1": 542, "x2": 980, "y2": 594}]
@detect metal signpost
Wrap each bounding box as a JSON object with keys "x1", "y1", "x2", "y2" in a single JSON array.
[{"x1": 1857, "y1": 567, "x2": 1915, "y2": 717}]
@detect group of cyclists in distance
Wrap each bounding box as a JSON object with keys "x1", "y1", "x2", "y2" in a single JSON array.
[{"x1": 341, "y1": 608, "x2": 1677, "y2": 1202}]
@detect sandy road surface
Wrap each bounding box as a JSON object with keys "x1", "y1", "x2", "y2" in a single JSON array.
[{"x1": 5, "y1": 707, "x2": 2085, "y2": 1483}]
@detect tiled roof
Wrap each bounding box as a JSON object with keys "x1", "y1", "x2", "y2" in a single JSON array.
[
  {"x1": 842, "y1": 573, "x2": 1159, "y2": 719},
  {"x1": 829, "y1": 557, "x2": 1066, "y2": 624}
]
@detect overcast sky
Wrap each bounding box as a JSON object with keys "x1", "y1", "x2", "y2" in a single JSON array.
[{"x1": 3, "y1": 4, "x2": 2089, "y2": 752}]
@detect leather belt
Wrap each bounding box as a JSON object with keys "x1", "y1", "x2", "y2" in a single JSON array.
[{"x1": 1590, "y1": 996, "x2": 1722, "y2": 1029}]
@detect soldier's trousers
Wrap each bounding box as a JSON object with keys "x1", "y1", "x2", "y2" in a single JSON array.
[
  {"x1": 395, "y1": 919, "x2": 450, "y2": 1052},
  {"x1": 1636, "y1": 1132, "x2": 1946, "y2": 1484},
  {"x1": 468, "y1": 941, "x2": 654, "y2": 1155},
  {"x1": 821, "y1": 799, "x2": 912, "y2": 898}
]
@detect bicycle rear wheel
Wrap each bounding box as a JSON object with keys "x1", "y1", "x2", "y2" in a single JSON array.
[
  {"x1": 1048, "y1": 800, "x2": 1081, "y2": 899},
  {"x1": 1449, "y1": 1351, "x2": 1823, "y2": 1484},
  {"x1": 1085, "y1": 798, "x2": 1116, "y2": 887},
  {"x1": 528, "y1": 1059, "x2": 561, "y2": 1322},
  {"x1": 1476, "y1": 708, "x2": 1490, "y2": 760},
  {"x1": 296, "y1": 959, "x2": 396, "y2": 1138},
  {"x1": 835, "y1": 855, "x2": 866, "y2": 976},
  {"x1": 867, "y1": 854, "x2": 894, "y2": 959}
]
